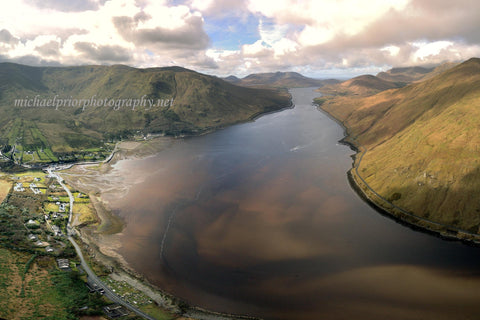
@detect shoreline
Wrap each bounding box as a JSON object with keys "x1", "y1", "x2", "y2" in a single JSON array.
[{"x1": 316, "y1": 104, "x2": 480, "y2": 246}]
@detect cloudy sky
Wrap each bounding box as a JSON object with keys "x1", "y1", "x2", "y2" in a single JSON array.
[{"x1": 1, "y1": 0, "x2": 479, "y2": 77}]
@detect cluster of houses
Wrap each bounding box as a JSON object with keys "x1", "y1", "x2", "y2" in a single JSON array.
[
  {"x1": 27, "y1": 232, "x2": 54, "y2": 252},
  {"x1": 11, "y1": 175, "x2": 75, "y2": 264},
  {"x1": 24, "y1": 217, "x2": 65, "y2": 253},
  {"x1": 44, "y1": 212, "x2": 67, "y2": 236},
  {"x1": 21, "y1": 185, "x2": 70, "y2": 252},
  {"x1": 13, "y1": 177, "x2": 43, "y2": 194}
]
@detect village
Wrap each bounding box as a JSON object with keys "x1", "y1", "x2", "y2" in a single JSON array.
[
  {"x1": 9, "y1": 171, "x2": 78, "y2": 254},
  {"x1": 0, "y1": 169, "x2": 166, "y2": 319}
]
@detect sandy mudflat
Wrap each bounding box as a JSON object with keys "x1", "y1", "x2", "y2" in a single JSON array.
[
  {"x1": 61, "y1": 137, "x2": 174, "y2": 258},
  {"x1": 60, "y1": 137, "x2": 187, "y2": 311}
]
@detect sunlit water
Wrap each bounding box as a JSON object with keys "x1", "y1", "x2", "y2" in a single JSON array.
[{"x1": 102, "y1": 88, "x2": 480, "y2": 320}]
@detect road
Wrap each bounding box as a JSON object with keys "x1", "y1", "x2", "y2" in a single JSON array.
[
  {"x1": 68, "y1": 237, "x2": 157, "y2": 320},
  {"x1": 47, "y1": 167, "x2": 158, "y2": 320}
]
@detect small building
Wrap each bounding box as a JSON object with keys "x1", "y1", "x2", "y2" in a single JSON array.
[
  {"x1": 103, "y1": 304, "x2": 129, "y2": 318},
  {"x1": 45, "y1": 246, "x2": 54, "y2": 253},
  {"x1": 27, "y1": 234, "x2": 38, "y2": 241},
  {"x1": 85, "y1": 282, "x2": 96, "y2": 293},
  {"x1": 59, "y1": 203, "x2": 67, "y2": 212},
  {"x1": 57, "y1": 258, "x2": 70, "y2": 270},
  {"x1": 35, "y1": 240, "x2": 45, "y2": 247},
  {"x1": 27, "y1": 219, "x2": 39, "y2": 226},
  {"x1": 51, "y1": 225, "x2": 62, "y2": 237}
]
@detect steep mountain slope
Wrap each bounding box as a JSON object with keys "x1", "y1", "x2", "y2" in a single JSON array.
[
  {"x1": 224, "y1": 71, "x2": 339, "y2": 88},
  {"x1": 320, "y1": 58, "x2": 480, "y2": 235},
  {"x1": 0, "y1": 63, "x2": 291, "y2": 163}
]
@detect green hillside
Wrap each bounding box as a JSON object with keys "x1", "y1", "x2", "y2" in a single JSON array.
[
  {"x1": 319, "y1": 58, "x2": 480, "y2": 238},
  {"x1": 0, "y1": 63, "x2": 291, "y2": 164}
]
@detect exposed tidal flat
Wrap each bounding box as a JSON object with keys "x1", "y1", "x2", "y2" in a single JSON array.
[{"x1": 64, "y1": 88, "x2": 480, "y2": 320}]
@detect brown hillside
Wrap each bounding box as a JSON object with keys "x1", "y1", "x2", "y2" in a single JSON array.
[{"x1": 320, "y1": 57, "x2": 480, "y2": 234}]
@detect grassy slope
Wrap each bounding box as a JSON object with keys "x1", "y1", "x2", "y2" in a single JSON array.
[
  {"x1": 0, "y1": 247, "x2": 106, "y2": 319},
  {"x1": 0, "y1": 179, "x2": 10, "y2": 203},
  {"x1": 0, "y1": 63, "x2": 291, "y2": 160},
  {"x1": 320, "y1": 58, "x2": 480, "y2": 233}
]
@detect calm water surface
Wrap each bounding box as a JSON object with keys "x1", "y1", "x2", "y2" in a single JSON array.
[{"x1": 104, "y1": 88, "x2": 480, "y2": 320}]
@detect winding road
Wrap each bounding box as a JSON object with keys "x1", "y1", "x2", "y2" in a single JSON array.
[{"x1": 47, "y1": 167, "x2": 158, "y2": 320}]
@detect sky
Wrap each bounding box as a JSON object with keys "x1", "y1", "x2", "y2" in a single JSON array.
[{"x1": 1, "y1": 0, "x2": 480, "y2": 78}]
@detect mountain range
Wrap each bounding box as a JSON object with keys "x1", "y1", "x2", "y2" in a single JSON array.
[
  {"x1": 318, "y1": 62, "x2": 459, "y2": 98},
  {"x1": 223, "y1": 71, "x2": 339, "y2": 88},
  {"x1": 0, "y1": 63, "x2": 291, "y2": 164}
]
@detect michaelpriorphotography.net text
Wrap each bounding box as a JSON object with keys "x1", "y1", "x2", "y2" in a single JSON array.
[{"x1": 14, "y1": 94, "x2": 174, "y2": 111}]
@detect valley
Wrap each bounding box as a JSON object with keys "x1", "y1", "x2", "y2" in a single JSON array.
[{"x1": 0, "y1": 58, "x2": 480, "y2": 319}]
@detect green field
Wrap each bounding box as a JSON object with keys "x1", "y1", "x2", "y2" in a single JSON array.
[{"x1": 2, "y1": 119, "x2": 58, "y2": 163}]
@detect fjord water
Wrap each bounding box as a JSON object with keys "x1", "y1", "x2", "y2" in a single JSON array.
[{"x1": 105, "y1": 88, "x2": 480, "y2": 320}]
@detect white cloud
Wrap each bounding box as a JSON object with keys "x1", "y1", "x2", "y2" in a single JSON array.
[
  {"x1": 413, "y1": 41, "x2": 453, "y2": 60},
  {"x1": 1, "y1": 0, "x2": 480, "y2": 77},
  {"x1": 242, "y1": 40, "x2": 266, "y2": 56},
  {"x1": 0, "y1": 0, "x2": 210, "y2": 68},
  {"x1": 249, "y1": 0, "x2": 410, "y2": 46},
  {"x1": 381, "y1": 45, "x2": 401, "y2": 57}
]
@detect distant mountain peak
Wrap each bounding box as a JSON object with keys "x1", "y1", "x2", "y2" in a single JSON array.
[{"x1": 223, "y1": 71, "x2": 339, "y2": 88}]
